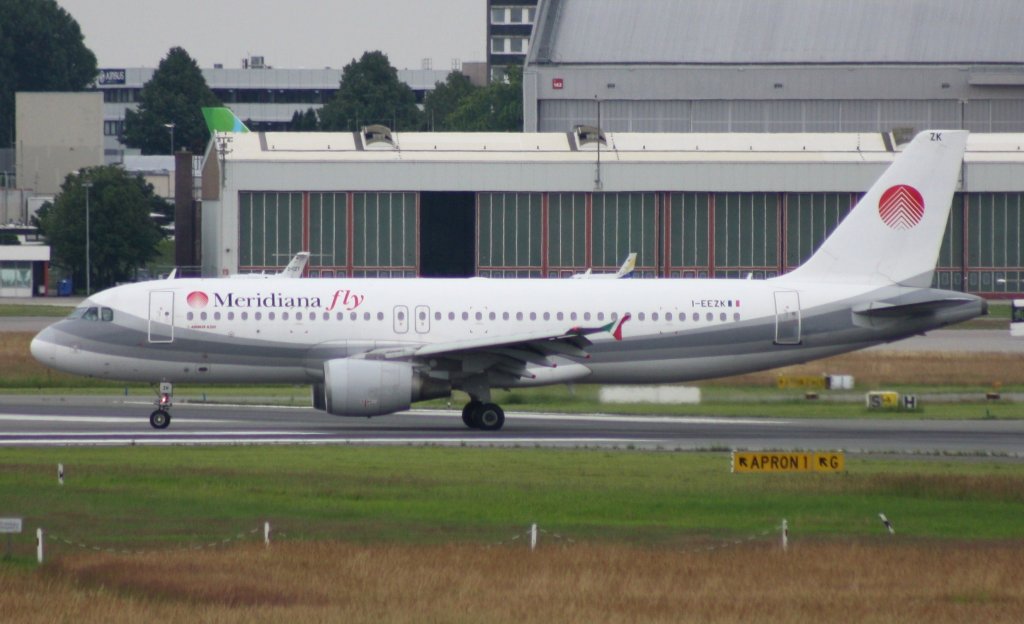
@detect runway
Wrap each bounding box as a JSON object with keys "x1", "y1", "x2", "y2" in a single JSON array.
[{"x1": 1, "y1": 396, "x2": 1022, "y2": 456}]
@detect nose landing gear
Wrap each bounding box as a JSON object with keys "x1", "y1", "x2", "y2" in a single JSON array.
[{"x1": 149, "y1": 382, "x2": 173, "y2": 429}]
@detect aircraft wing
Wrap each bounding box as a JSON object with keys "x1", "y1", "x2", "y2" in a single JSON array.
[{"x1": 357, "y1": 314, "x2": 631, "y2": 382}]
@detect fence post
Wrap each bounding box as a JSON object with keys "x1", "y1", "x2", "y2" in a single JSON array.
[
  {"x1": 529, "y1": 523, "x2": 538, "y2": 551},
  {"x1": 781, "y1": 519, "x2": 788, "y2": 551},
  {"x1": 264, "y1": 521, "x2": 271, "y2": 547},
  {"x1": 36, "y1": 528, "x2": 43, "y2": 564}
]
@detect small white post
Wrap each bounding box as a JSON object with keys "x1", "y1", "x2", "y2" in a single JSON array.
[
  {"x1": 264, "y1": 521, "x2": 271, "y2": 547},
  {"x1": 781, "y1": 519, "x2": 789, "y2": 551},
  {"x1": 529, "y1": 523, "x2": 538, "y2": 551},
  {"x1": 58, "y1": 463, "x2": 64, "y2": 486},
  {"x1": 36, "y1": 528, "x2": 43, "y2": 564}
]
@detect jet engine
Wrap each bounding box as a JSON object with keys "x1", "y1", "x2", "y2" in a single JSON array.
[{"x1": 314, "y1": 358, "x2": 450, "y2": 417}]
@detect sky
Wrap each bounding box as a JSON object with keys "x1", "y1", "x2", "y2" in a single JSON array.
[{"x1": 56, "y1": 0, "x2": 485, "y2": 71}]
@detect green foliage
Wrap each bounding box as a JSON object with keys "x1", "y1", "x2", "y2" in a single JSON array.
[
  {"x1": 0, "y1": 0, "x2": 97, "y2": 146},
  {"x1": 319, "y1": 51, "x2": 421, "y2": 131},
  {"x1": 445, "y1": 65, "x2": 524, "y2": 132},
  {"x1": 34, "y1": 166, "x2": 167, "y2": 292},
  {"x1": 122, "y1": 47, "x2": 220, "y2": 155},
  {"x1": 422, "y1": 71, "x2": 477, "y2": 131},
  {"x1": 3, "y1": 447, "x2": 1024, "y2": 543},
  {"x1": 0, "y1": 232, "x2": 19, "y2": 245},
  {"x1": 288, "y1": 107, "x2": 320, "y2": 131}
]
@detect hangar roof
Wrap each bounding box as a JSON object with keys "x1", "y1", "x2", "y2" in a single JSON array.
[
  {"x1": 222, "y1": 131, "x2": 1024, "y2": 165},
  {"x1": 528, "y1": 0, "x2": 1024, "y2": 65}
]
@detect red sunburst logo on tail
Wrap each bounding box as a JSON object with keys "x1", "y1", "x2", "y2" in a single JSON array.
[
  {"x1": 878, "y1": 185, "x2": 924, "y2": 230},
  {"x1": 186, "y1": 291, "x2": 209, "y2": 308}
]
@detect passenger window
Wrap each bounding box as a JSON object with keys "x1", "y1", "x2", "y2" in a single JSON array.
[
  {"x1": 543, "y1": 312, "x2": 550, "y2": 321},
  {"x1": 187, "y1": 312, "x2": 194, "y2": 321},
  {"x1": 282, "y1": 312, "x2": 289, "y2": 321},
  {"x1": 255, "y1": 312, "x2": 263, "y2": 321},
  {"x1": 516, "y1": 312, "x2": 524, "y2": 321},
  {"x1": 350, "y1": 312, "x2": 357, "y2": 320},
  {"x1": 706, "y1": 312, "x2": 713, "y2": 321},
  {"x1": 692, "y1": 312, "x2": 699, "y2": 322},
  {"x1": 377, "y1": 312, "x2": 384, "y2": 321},
  {"x1": 530, "y1": 312, "x2": 537, "y2": 321},
  {"x1": 720, "y1": 312, "x2": 727, "y2": 321},
  {"x1": 570, "y1": 312, "x2": 578, "y2": 321},
  {"x1": 556, "y1": 312, "x2": 564, "y2": 321},
  {"x1": 733, "y1": 313, "x2": 741, "y2": 321},
  {"x1": 268, "y1": 312, "x2": 275, "y2": 321},
  {"x1": 652, "y1": 312, "x2": 659, "y2": 321},
  {"x1": 488, "y1": 312, "x2": 496, "y2": 321},
  {"x1": 638, "y1": 312, "x2": 646, "y2": 321},
  {"x1": 214, "y1": 312, "x2": 222, "y2": 321},
  {"x1": 666, "y1": 312, "x2": 673, "y2": 321},
  {"x1": 242, "y1": 312, "x2": 249, "y2": 321}
]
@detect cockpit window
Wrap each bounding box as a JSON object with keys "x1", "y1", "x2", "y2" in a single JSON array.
[{"x1": 68, "y1": 306, "x2": 114, "y2": 322}]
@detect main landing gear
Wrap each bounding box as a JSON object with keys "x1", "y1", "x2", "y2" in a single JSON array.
[
  {"x1": 461, "y1": 400, "x2": 505, "y2": 431},
  {"x1": 149, "y1": 382, "x2": 173, "y2": 429}
]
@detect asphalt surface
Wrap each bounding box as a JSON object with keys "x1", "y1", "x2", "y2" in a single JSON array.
[{"x1": 0, "y1": 396, "x2": 1022, "y2": 456}]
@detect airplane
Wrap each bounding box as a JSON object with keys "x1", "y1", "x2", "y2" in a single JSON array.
[
  {"x1": 201, "y1": 107, "x2": 250, "y2": 133},
  {"x1": 229, "y1": 251, "x2": 310, "y2": 279},
  {"x1": 572, "y1": 253, "x2": 637, "y2": 279},
  {"x1": 30, "y1": 130, "x2": 985, "y2": 431}
]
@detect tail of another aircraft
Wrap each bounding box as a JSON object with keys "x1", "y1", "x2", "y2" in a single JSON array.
[
  {"x1": 781, "y1": 130, "x2": 968, "y2": 287},
  {"x1": 202, "y1": 107, "x2": 250, "y2": 133}
]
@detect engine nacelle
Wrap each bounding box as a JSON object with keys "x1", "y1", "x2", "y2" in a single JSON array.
[{"x1": 318, "y1": 358, "x2": 449, "y2": 417}]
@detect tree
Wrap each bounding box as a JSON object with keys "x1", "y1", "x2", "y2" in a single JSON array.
[
  {"x1": 35, "y1": 166, "x2": 166, "y2": 292},
  {"x1": 422, "y1": 71, "x2": 477, "y2": 131},
  {"x1": 319, "y1": 51, "x2": 420, "y2": 131},
  {"x1": 123, "y1": 47, "x2": 220, "y2": 155},
  {"x1": 0, "y1": 0, "x2": 97, "y2": 146},
  {"x1": 288, "y1": 107, "x2": 320, "y2": 131},
  {"x1": 446, "y1": 65, "x2": 523, "y2": 132}
]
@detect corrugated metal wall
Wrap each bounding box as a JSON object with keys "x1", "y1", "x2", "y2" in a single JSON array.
[{"x1": 538, "y1": 99, "x2": 1024, "y2": 133}]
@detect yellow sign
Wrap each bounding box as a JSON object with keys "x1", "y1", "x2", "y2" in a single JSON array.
[
  {"x1": 776, "y1": 375, "x2": 826, "y2": 390},
  {"x1": 732, "y1": 451, "x2": 845, "y2": 473},
  {"x1": 866, "y1": 391, "x2": 899, "y2": 409}
]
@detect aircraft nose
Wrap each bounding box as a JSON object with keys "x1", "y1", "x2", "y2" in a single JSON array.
[{"x1": 30, "y1": 326, "x2": 57, "y2": 366}]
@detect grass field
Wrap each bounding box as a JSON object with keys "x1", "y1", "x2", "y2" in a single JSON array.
[{"x1": 2, "y1": 448, "x2": 1024, "y2": 622}]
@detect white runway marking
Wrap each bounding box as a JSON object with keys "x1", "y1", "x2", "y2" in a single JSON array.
[{"x1": 0, "y1": 414, "x2": 231, "y2": 424}]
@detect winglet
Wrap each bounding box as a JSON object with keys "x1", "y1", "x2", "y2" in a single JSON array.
[
  {"x1": 202, "y1": 107, "x2": 250, "y2": 133},
  {"x1": 611, "y1": 313, "x2": 631, "y2": 341}
]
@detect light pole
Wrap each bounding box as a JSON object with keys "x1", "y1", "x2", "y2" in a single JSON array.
[
  {"x1": 164, "y1": 122, "x2": 175, "y2": 155},
  {"x1": 82, "y1": 180, "x2": 93, "y2": 296}
]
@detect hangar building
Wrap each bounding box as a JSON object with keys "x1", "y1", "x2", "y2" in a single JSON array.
[
  {"x1": 199, "y1": 129, "x2": 1024, "y2": 296},
  {"x1": 523, "y1": 0, "x2": 1024, "y2": 134}
]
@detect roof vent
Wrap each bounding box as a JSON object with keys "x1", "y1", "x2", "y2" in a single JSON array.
[
  {"x1": 573, "y1": 125, "x2": 606, "y2": 149},
  {"x1": 362, "y1": 124, "x2": 395, "y2": 149}
]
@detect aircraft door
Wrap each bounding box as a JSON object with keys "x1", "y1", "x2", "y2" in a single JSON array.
[
  {"x1": 394, "y1": 305, "x2": 409, "y2": 334},
  {"x1": 773, "y1": 291, "x2": 801, "y2": 345},
  {"x1": 415, "y1": 305, "x2": 431, "y2": 334},
  {"x1": 148, "y1": 290, "x2": 175, "y2": 343}
]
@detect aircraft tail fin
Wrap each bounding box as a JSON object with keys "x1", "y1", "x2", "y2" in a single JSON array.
[
  {"x1": 202, "y1": 107, "x2": 250, "y2": 134},
  {"x1": 280, "y1": 252, "x2": 310, "y2": 278},
  {"x1": 781, "y1": 130, "x2": 967, "y2": 287}
]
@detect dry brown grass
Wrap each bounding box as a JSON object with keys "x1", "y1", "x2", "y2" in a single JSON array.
[
  {"x1": 714, "y1": 350, "x2": 1024, "y2": 387},
  {"x1": 2, "y1": 541, "x2": 1023, "y2": 623}
]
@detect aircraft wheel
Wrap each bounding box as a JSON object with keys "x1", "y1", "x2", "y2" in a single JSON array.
[
  {"x1": 462, "y1": 400, "x2": 482, "y2": 428},
  {"x1": 476, "y1": 403, "x2": 505, "y2": 431},
  {"x1": 149, "y1": 409, "x2": 171, "y2": 429}
]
